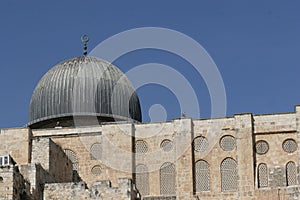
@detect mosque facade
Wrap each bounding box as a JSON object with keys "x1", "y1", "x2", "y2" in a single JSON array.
[{"x1": 0, "y1": 55, "x2": 300, "y2": 200}]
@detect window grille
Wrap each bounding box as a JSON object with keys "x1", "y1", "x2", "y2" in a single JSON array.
[
  {"x1": 283, "y1": 139, "x2": 297, "y2": 153},
  {"x1": 255, "y1": 140, "x2": 269, "y2": 155},
  {"x1": 258, "y1": 163, "x2": 268, "y2": 188},
  {"x1": 136, "y1": 164, "x2": 149, "y2": 196},
  {"x1": 194, "y1": 160, "x2": 210, "y2": 192},
  {"x1": 221, "y1": 158, "x2": 238, "y2": 191},
  {"x1": 193, "y1": 136, "x2": 208, "y2": 152},
  {"x1": 90, "y1": 143, "x2": 102, "y2": 160},
  {"x1": 286, "y1": 161, "x2": 297, "y2": 186},
  {"x1": 160, "y1": 139, "x2": 173, "y2": 152},
  {"x1": 91, "y1": 165, "x2": 102, "y2": 176},
  {"x1": 160, "y1": 162, "x2": 176, "y2": 195},
  {"x1": 135, "y1": 140, "x2": 148, "y2": 154},
  {"x1": 220, "y1": 135, "x2": 236, "y2": 151},
  {"x1": 64, "y1": 149, "x2": 79, "y2": 171}
]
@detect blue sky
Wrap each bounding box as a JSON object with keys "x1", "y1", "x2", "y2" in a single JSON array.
[{"x1": 0, "y1": 1, "x2": 299, "y2": 128}]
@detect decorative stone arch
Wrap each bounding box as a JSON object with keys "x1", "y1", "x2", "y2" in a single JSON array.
[
  {"x1": 286, "y1": 161, "x2": 297, "y2": 186},
  {"x1": 90, "y1": 143, "x2": 102, "y2": 160},
  {"x1": 220, "y1": 157, "x2": 238, "y2": 192},
  {"x1": 135, "y1": 164, "x2": 149, "y2": 196},
  {"x1": 257, "y1": 163, "x2": 268, "y2": 188},
  {"x1": 194, "y1": 160, "x2": 210, "y2": 192},
  {"x1": 135, "y1": 140, "x2": 148, "y2": 154},
  {"x1": 64, "y1": 149, "x2": 79, "y2": 182},
  {"x1": 193, "y1": 136, "x2": 208, "y2": 152},
  {"x1": 160, "y1": 162, "x2": 176, "y2": 195},
  {"x1": 64, "y1": 149, "x2": 79, "y2": 171}
]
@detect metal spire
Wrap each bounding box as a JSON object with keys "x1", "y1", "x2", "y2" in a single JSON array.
[{"x1": 81, "y1": 34, "x2": 90, "y2": 56}]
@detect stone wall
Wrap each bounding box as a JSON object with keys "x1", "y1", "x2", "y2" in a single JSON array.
[
  {"x1": 19, "y1": 163, "x2": 49, "y2": 200},
  {"x1": 43, "y1": 178, "x2": 138, "y2": 200},
  {"x1": 31, "y1": 137, "x2": 73, "y2": 183},
  {"x1": 32, "y1": 124, "x2": 134, "y2": 188},
  {"x1": 1, "y1": 106, "x2": 300, "y2": 199},
  {"x1": 0, "y1": 165, "x2": 31, "y2": 200},
  {"x1": 0, "y1": 128, "x2": 31, "y2": 165},
  {"x1": 255, "y1": 185, "x2": 300, "y2": 200}
]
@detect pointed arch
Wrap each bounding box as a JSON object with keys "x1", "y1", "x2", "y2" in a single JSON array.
[
  {"x1": 135, "y1": 164, "x2": 149, "y2": 196},
  {"x1": 194, "y1": 160, "x2": 210, "y2": 192},
  {"x1": 64, "y1": 149, "x2": 79, "y2": 182},
  {"x1": 221, "y1": 157, "x2": 238, "y2": 191},
  {"x1": 64, "y1": 149, "x2": 79, "y2": 171},
  {"x1": 160, "y1": 162, "x2": 176, "y2": 195},
  {"x1": 257, "y1": 163, "x2": 268, "y2": 188},
  {"x1": 286, "y1": 161, "x2": 297, "y2": 186},
  {"x1": 90, "y1": 143, "x2": 102, "y2": 160}
]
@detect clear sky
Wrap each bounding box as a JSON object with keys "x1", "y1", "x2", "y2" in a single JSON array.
[{"x1": 0, "y1": 1, "x2": 299, "y2": 128}]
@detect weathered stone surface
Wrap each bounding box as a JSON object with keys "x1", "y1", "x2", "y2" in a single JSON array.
[{"x1": 1, "y1": 105, "x2": 300, "y2": 199}]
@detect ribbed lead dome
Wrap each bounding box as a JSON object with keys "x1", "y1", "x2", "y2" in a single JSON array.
[{"x1": 29, "y1": 56, "x2": 142, "y2": 128}]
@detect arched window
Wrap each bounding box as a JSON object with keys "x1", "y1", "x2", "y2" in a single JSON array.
[
  {"x1": 221, "y1": 158, "x2": 238, "y2": 191},
  {"x1": 160, "y1": 162, "x2": 176, "y2": 195},
  {"x1": 194, "y1": 160, "x2": 210, "y2": 192},
  {"x1": 135, "y1": 140, "x2": 148, "y2": 154},
  {"x1": 64, "y1": 149, "x2": 79, "y2": 182},
  {"x1": 64, "y1": 149, "x2": 79, "y2": 171},
  {"x1": 135, "y1": 164, "x2": 149, "y2": 196},
  {"x1": 90, "y1": 143, "x2": 102, "y2": 160},
  {"x1": 258, "y1": 163, "x2": 268, "y2": 188},
  {"x1": 193, "y1": 136, "x2": 208, "y2": 152},
  {"x1": 286, "y1": 161, "x2": 297, "y2": 186}
]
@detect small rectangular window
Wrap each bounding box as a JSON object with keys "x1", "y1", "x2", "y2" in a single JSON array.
[{"x1": 4, "y1": 156, "x2": 8, "y2": 165}]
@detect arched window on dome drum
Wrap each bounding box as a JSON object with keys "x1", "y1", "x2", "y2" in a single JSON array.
[
  {"x1": 160, "y1": 162, "x2": 176, "y2": 195},
  {"x1": 257, "y1": 163, "x2": 268, "y2": 188},
  {"x1": 90, "y1": 143, "x2": 102, "y2": 160},
  {"x1": 286, "y1": 161, "x2": 297, "y2": 186},
  {"x1": 221, "y1": 158, "x2": 238, "y2": 192},
  {"x1": 64, "y1": 149, "x2": 79, "y2": 182},
  {"x1": 194, "y1": 160, "x2": 210, "y2": 192},
  {"x1": 135, "y1": 164, "x2": 149, "y2": 196}
]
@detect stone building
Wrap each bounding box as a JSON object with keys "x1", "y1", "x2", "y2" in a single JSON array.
[{"x1": 0, "y1": 54, "x2": 300, "y2": 200}]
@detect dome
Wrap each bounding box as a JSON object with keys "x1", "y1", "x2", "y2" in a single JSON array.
[{"x1": 28, "y1": 56, "x2": 142, "y2": 128}]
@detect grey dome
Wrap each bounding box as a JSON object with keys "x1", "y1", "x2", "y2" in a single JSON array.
[{"x1": 29, "y1": 56, "x2": 142, "y2": 128}]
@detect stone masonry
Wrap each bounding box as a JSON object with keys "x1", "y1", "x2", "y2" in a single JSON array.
[{"x1": 0, "y1": 105, "x2": 300, "y2": 199}]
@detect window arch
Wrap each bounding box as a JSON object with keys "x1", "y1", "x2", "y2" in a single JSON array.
[
  {"x1": 135, "y1": 164, "x2": 149, "y2": 196},
  {"x1": 135, "y1": 140, "x2": 148, "y2": 154},
  {"x1": 64, "y1": 149, "x2": 79, "y2": 171},
  {"x1": 221, "y1": 157, "x2": 238, "y2": 191},
  {"x1": 160, "y1": 162, "x2": 176, "y2": 195},
  {"x1": 90, "y1": 143, "x2": 102, "y2": 160},
  {"x1": 193, "y1": 136, "x2": 208, "y2": 152},
  {"x1": 258, "y1": 163, "x2": 268, "y2": 188},
  {"x1": 64, "y1": 149, "x2": 79, "y2": 182},
  {"x1": 194, "y1": 160, "x2": 210, "y2": 192},
  {"x1": 286, "y1": 161, "x2": 297, "y2": 186}
]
